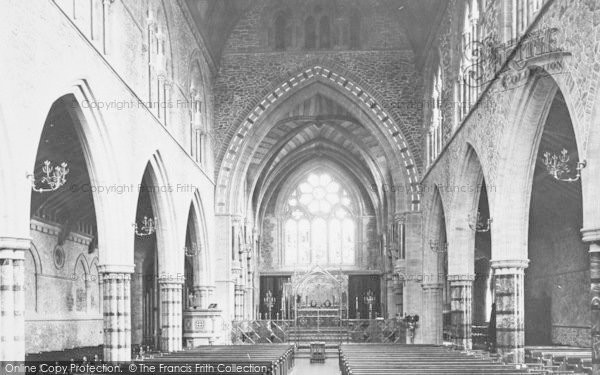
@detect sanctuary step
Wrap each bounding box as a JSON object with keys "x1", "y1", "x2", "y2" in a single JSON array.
[
  {"x1": 289, "y1": 327, "x2": 349, "y2": 345},
  {"x1": 339, "y1": 344, "x2": 541, "y2": 375}
]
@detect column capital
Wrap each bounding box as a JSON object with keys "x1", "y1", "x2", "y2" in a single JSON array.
[
  {"x1": 490, "y1": 259, "x2": 529, "y2": 273},
  {"x1": 581, "y1": 227, "x2": 600, "y2": 244},
  {"x1": 0, "y1": 236, "x2": 31, "y2": 251},
  {"x1": 98, "y1": 264, "x2": 135, "y2": 274}
]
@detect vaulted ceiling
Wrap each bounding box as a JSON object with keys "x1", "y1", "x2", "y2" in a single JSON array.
[{"x1": 248, "y1": 92, "x2": 396, "y2": 225}]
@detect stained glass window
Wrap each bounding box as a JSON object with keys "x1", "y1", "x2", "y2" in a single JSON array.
[{"x1": 283, "y1": 173, "x2": 355, "y2": 265}]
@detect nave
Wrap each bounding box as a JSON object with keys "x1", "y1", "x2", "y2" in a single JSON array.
[{"x1": 3, "y1": 0, "x2": 600, "y2": 374}]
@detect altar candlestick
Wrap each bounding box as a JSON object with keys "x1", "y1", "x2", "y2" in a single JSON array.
[{"x1": 355, "y1": 297, "x2": 358, "y2": 310}]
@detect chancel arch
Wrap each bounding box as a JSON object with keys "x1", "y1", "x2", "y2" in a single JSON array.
[{"x1": 216, "y1": 65, "x2": 421, "y2": 217}]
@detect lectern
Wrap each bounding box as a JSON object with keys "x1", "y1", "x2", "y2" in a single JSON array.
[{"x1": 309, "y1": 341, "x2": 326, "y2": 363}]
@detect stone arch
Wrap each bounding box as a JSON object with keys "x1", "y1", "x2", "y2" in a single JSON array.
[
  {"x1": 45, "y1": 81, "x2": 119, "y2": 263},
  {"x1": 420, "y1": 185, "x2": 449, "y2": 345},
  {"x1": 447, "y1": 143, "x2": 489, "y2": 276},
  {"x1": 217, "y1": 65, "x2": 420, "y2": 215},
  {"x1": 137, "y1": 151, "x2": 180, "y2": 275},
  {"x1": 25, "y1": 243, "x2": 43, "y2": 313},
  {"x1": 493, "y1": 68, "x2": 584, "y2": 260},
  {"x1": 186, "y1": 189, "x2": 211, "y2": 286},
  {"x1": 73, "y1": 255, "x2": 89, "y2": 312}
]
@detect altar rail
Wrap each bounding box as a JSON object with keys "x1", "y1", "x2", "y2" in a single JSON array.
[{"x1": 231, "y1": 319, "x2": 409, "y2": 344}]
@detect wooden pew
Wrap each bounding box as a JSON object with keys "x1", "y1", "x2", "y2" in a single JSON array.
[
  {"x1": 339, "y1": 344, "x2": 543, "y2": 375},
  {"x1": 148, "y1": 344, "x2": 295, "y2": 375}
]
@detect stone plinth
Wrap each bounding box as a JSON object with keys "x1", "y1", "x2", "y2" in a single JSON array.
[{"x1": 182, "y1": 308, "x2": 225, "y2": 347}]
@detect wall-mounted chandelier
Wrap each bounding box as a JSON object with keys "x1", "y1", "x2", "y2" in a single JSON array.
[
  {"x1": 468, "y1": 211, "x2": 492, "y2": 232},
  {"x1": 133, "y1": 216, "x2": 157, "y2": 237},
  {"x1": 542, "y1": 148, "x2": 586, "y2": 182},
  {"x1": 429, "y1": 240, "x2": 448, "y2": 253},
  {"x1": 183, "y1": 244, "x2": 202, "y2": 257},
  {"x1": 28, "y1": 160, "x2": 69, "y2": 193}
]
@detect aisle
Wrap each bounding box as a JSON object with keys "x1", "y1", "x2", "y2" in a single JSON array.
[{"x1": 291, "y1": 353, "x2": 341, "y2": 375}]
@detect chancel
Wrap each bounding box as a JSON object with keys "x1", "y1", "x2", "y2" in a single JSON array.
[{"x1": 1, "y1": 0, "x2": 599, "y2": 374}]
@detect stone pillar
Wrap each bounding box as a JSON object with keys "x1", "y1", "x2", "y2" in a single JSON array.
[
  {"x1": 0, "y1": 237, "x2": 28, "y2": 361},
  {"x1": 244, "y1": 286, "x2": 254, "y2": 320},
  {"x1": 159, "y1": 279, "x2": 183, "y2": 352},
  {"x1": 234, "y1": 284, "x2": 245, "y2": 321},
  {"x1": 99, "y1": 265, "x2": 133, "y2": 362},
  {"x1": 421, "y1": 282, "x2": 444, "y2": 344},
  {"x1": 581, "y1": 228, "x2": 600, "y2": 374},
  {"x1": 490, "y1": 260, "x2": 528, "y2": 364},
  {"x1": 449, "y1": 274, "x2": 475, "y2": 350}
]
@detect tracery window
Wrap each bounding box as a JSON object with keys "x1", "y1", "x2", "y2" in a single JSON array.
[{"x1": 283, "y1": 173, "x2": 355, "y2": 265}]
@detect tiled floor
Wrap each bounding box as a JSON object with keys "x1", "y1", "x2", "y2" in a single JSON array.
[{"x1": 291, "y1": 356, "x2": 341, "y2": 375}]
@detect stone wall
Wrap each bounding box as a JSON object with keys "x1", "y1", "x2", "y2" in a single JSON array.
[
  {"x1": 26, "y1": 220, "x2": 102, "y2": 353},
  {"x1": 214, "y1": 0, "x2": 425, "y2": 174}
]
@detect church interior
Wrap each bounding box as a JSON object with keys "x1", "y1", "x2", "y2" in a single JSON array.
[{"x1": 2, "y1": 0, "x2": 600, "y2": 374}]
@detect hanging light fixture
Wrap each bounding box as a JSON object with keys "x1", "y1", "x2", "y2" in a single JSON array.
[
  {"x1": 468, "y1": 211, "x2": 492, "y2": 232},
  {"x1": 542, "y1": 148, "x2": 586, "y2": 182},
  {"x1": 133, "y1": 216, "x2": 157, "y2": 237},
  {"x1": 28, "y1": 160, "x2": 69, "y2": 193},
  {"x1": 429, "y1": 240, "x2": 448, "y2": 253}
]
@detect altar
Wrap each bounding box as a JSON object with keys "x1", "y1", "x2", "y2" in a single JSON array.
[
  {"x1": 285, "y1": 265, "x2": 348, "y2": 327},
  {"x1": 296, "y1": 307, "x2": 341, "y2": 327}
]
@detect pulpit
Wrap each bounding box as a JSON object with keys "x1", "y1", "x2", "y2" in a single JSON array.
[{"x1": 182, "y1": 308, "x2": 225, "y2": 347}]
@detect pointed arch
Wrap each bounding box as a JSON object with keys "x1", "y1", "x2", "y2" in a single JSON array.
[
  {"x1": 494, "y1": 69, "x2": 583, "y2": 260},
  {"x1": 447, "y1": 143, "x2": 488, "y2": 276},
  {"x1": 216, "y1": 65, "x2": 421, "y2": 215},
  {"x1": 136, "y1": 150, "x2": 179, "y2": 274}
]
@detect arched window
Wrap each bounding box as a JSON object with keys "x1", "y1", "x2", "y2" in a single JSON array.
[
  {"x1": 349, "y1": 11, "x2": 360, "y2": 49},
  {"x1": 274, "y1": 11, "x2": 287, "y2": 50},
  {"x1": 319, "y1": 16, "x2": 330, "y2": 49},
  {"x1": 283, "y1": 173, "x2": 355, "y2": 265},
  {"x1": 305, "y1": 16, "x2": 316, "y2": 49}
]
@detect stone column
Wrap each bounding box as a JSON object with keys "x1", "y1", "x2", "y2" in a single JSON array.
[
  {"x1": 449, "y1": 274, "x2": 475, "y2": 350},
  {"x1": 490, "y1": 259, "x2": 528, "y2": 364},
  {"x1": 0, "y1": 237, "x2": 29, "y2": 361},
  {"x1": 234, "y1": 284, "x2": 245, "y2": 321},
  {"x1": 99, "y1": 265, "x2": 133, "y2": 362},
  {"x1": 159, "y1": 279, "x2": 183, "y2": 352},
  {"x1": 421, "y1": 282, "x2": 444, "y2": 344},
  {"x1": 581, "y1": 228, "x2": 600, "y2": 374}
]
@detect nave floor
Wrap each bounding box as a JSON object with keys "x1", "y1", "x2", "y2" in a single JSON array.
[{"x1": 291, "y1": 356, "x2": 341, "y2": 375}]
